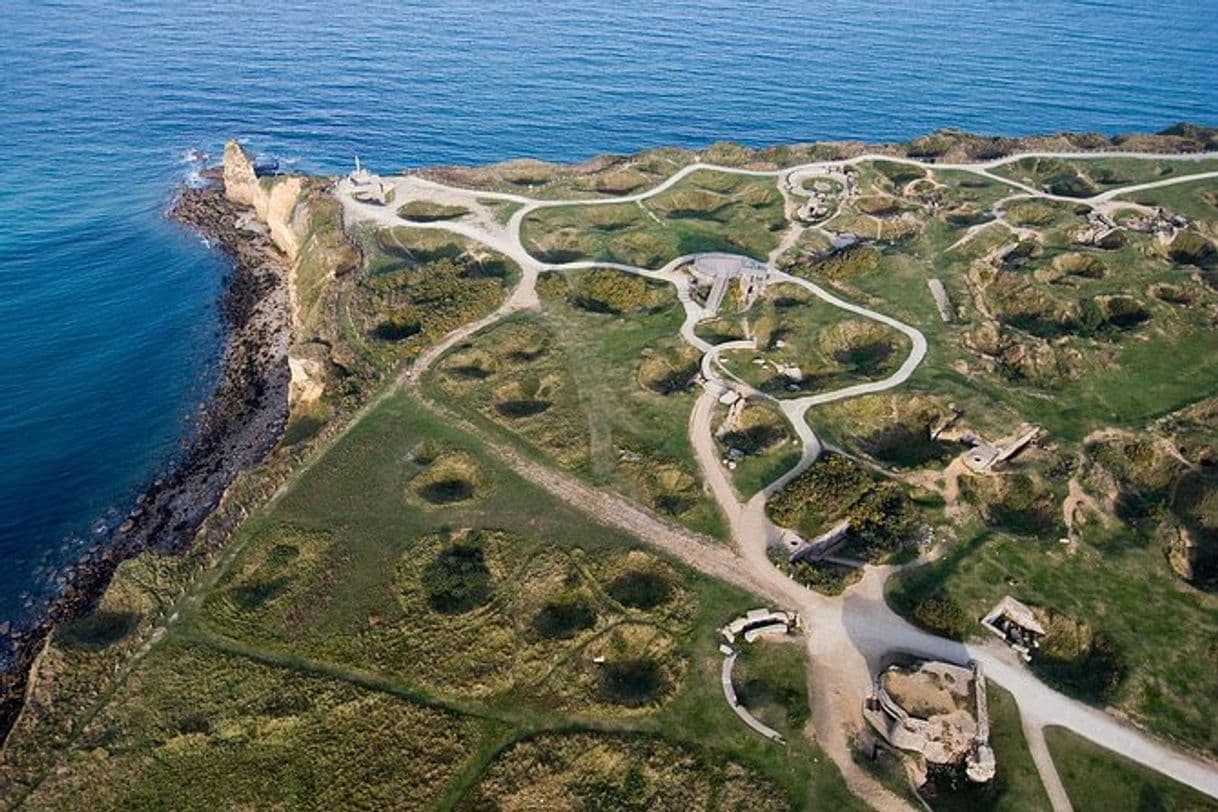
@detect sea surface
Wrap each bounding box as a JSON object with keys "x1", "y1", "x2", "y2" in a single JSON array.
[{"x1": 0, "y1": 0, "x2": 1215, "y2": 635}]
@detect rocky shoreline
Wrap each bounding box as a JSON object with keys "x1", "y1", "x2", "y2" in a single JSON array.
[{"x1": 0, "y1": 171, "x2": 292, "y2": 739}]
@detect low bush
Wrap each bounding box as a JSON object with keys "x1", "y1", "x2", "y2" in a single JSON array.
[
  {"x1": 422, "y1": 541, "x2": 493, "y2": 614},
  {"x1": 910, "y1": 591, "x2": 971, "y2": 640}
]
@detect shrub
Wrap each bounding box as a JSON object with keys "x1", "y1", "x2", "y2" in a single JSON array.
[
  {"x1": 1168, "y1": 230, "x2": 1215, "y2": 267},
  {"x1": 769, "y1": 453, "x2": 916, "y2": 560},
  {"x1": 809, "y1": 244, "x2": 880, "y2": 281},
  {"x1": 911, "y1": 591, "x2": 971, "y2": 640},
  {"x1": 571, "y1": 268, "x2": 653, "y2": 314},
  {"x1": 421, "y1": 541, "x2": 493, "y2": 614}
]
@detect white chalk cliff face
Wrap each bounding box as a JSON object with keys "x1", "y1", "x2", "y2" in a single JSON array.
[
  {"x1": 222, "y1": 141, "x2": 325, "y2": 408},
  {"x1": 223, "y1": 141, "x2": 304, "y2": 261}
]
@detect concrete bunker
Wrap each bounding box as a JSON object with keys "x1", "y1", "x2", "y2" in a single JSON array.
[
  {"x1": 691, "y1": 253, "x2": 772, "y2": 314},
  {"x1": 981, "y1": 595, "x2": 1046, "y2": 661},
  {"x1": 863, "y1": 657, "x2": 996, "y2": 787}
]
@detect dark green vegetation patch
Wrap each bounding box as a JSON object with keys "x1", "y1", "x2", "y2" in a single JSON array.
[
  {"x1": 769, "y1": 453, "x2": 918, "y2": 561},
  {"x1": 422, "y1": 538, "x2": 494, "y2": 614}
]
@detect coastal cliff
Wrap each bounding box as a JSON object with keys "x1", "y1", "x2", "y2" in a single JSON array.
[
  {"x1": 222, "y1": 141, "x2": 305, "y2": 260},
  {"x1": 221, "y1": 141, "x2": 356, "y2": 409}
]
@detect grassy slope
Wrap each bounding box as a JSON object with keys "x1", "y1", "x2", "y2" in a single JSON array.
[
  {"x1": 887, "y1": 524, "x2": 1218, "y2": 752},
  {"x1": 1046, "y1": 727, "x2": 1218, "y2": 812},
  {"x1": 423, "y1": 272, "x2": 727, "y2": 540},
  {"x1": 19, "y1": 389, "x2": 858, "y2": 810},
  {"x1": 521, "y1": 169, "x2": 785, "y2": 267}
]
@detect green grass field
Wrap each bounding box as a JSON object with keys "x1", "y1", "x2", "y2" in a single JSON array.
[
  {"x1": 16, "y1": 388, "x2": 858, "y2": 810},
  {"x1": 521, "y1": 169, "x2": 786, "y2": 267},
  {"x1": 1046, "y1": 727, "x2": 1218, "y2": 812},
  {"x1": 425, "y1": 268, "x2": 727, "y2": 540},
  {"x1": 13, "y1": 145, "x2": 1218, "y2": 812}
]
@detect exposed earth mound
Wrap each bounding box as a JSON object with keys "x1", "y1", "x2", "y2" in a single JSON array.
[{"x1": 408, "y1": 447, "x2": 490, "y2": 506}]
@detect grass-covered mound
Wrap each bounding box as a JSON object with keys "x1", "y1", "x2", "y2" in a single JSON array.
[
  {"x1": 570, "y1": 267, "x2": 673, "y2": 314},
  {"x1": 694, "y1": 314, "x2": 750, "y2": 344},
  {"x1": 995, "y1": 157, "x2": 1104, "y2": 198},
  {"x1": 396, "y1": 199, "x2": 470, "y2": 222},
  {"x1": 456, "y1": 733, "x2": 791, "y2": 811},
  {"x1": 351, "y1": 226, "x2": 519, "y2": 367},
  {"x1": 555, "y1": 623, "x2": 683, "y2": 711},
  {"x1": 433, "y1": 280, "x2": 725, "y2": 538},
  {"x1": 209, "y1": 526, "x2": 329, "y2": 623},
  {"x1": 435, "y1": 320, "x2": 590, "y2": 469},
  {"x1": 959, "y1": 473, "x2": 1064, "y2": 538},
  {"x1": 782, "y1": 243, "x2": 881, "y2": 282},
  {"x1": 594, "y1": 551, "x2": 692, "y2": 625},
  {"x1": 1166, "y1": 229, "x2": 1216, "y2": 267},
  {"x1": 1029, "y1": 607, "x2": 1126, "y2": 704},
  {"x1": 19, "y1": 641, "x2": 483, "y2": 812},
  {"x1": 634, "y1": 461, "x2": 702, "y2": 518},
  {"x1": 1085, "y1": 434, "x2": 1181, "y2": 524},
  {"x1": 818, "y1": 319, "x2": 902, "y2": 374},
  {"x1": 768, "y1": 453, "x2": 918, "y2": 561},
  {"x1": 820, "y1": 394, "x2": 957, "y2": 470},
  {"x1": 407, "y1": 446, "x2": 490, "y2": 506},
  {"x1": 637, "y1": 343, "x2": 701, "y2": 395},
  {"x1": 1034, "y1": 251, "x2": 1108, "y2": 284},
  {"x1": 1171, "y1": 469, "x2": 1218, "y2": 589},
  {"x1": 492, "y1": 375, "x2": 558, "y2": 418}
]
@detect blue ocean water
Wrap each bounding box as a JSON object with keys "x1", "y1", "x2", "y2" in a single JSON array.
[{"x1": 0, "y1": 0, "x2": 1215, "y2": 632}]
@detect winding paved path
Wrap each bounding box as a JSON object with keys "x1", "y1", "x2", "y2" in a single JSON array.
[{"x1": 337, "y1": 148, "x2": 1218, "y2": 810}]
